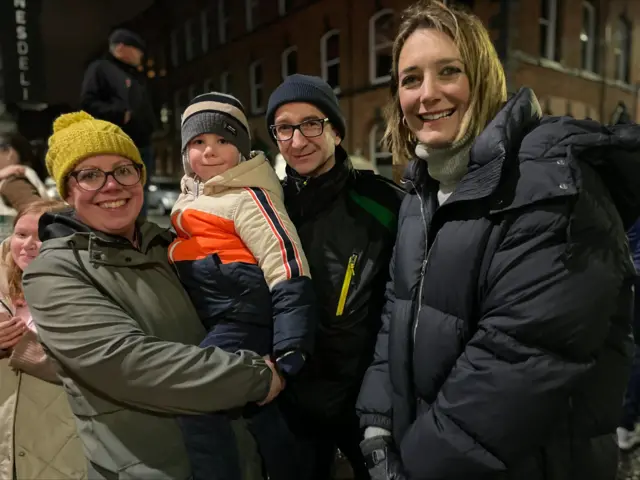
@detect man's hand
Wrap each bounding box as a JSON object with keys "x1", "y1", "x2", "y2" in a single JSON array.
[
  {"x1": 0, "y1": 313, "x2": 27, "y2": 351},
  {"x1": 0, "y1": 165, "x2": 25, "y2": 180},
  {"x1": 257, "y1": 356, "x2": 286, "y2": 406},
  {"x1": 360, "y1": 436, "x2": 408, "y2": 480},
  {"x1": 124, "y1": 110, "x2": 132, "y2": 124}
]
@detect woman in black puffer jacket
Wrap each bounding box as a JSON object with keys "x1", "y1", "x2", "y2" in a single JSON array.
[{"x1": 356, "y1": 2, "x2": 640, "y2": 479}]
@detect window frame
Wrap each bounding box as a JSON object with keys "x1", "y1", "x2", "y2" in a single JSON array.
[
  {"x1": 369, "y1": 9, "x2": 394, "y2": 85},
  {"x1": 614, "y1": 16, "x2": 632, "y2": 84},
  {"x1": 580, "y1": 1, "x2": 596, "y2": 72},
  {"x1": 281, "y1": 45, "x2": 298, "y2": 80},
  {"x1": 200, "y1": 10, "x2": 209, "y2": 53},
  {"x1": 220, "y1": 71, "x2": 230, "y2": 93},
  {"x1": 539, "y1": 0, "x2": 559, "y2": 61},
  {"x1": 320, "y1": 29, "x2": 341, "y2": 94},
  {"x1": 249, "y1": 60, "x2": 265, "y2": 114},
  {"x1": 218, "y1": 0, "x2": 229, "y2": 44},
  {"x1": 369, "y1": 123, "x2": 393, "y2": 179},
  {"x1": 245, "y1": 0, "x2": 258, "y2": 32}
]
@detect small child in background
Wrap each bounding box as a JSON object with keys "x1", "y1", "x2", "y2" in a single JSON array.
[{"x1": 169, "y1": 92, "x2": 316, "y2": 480}]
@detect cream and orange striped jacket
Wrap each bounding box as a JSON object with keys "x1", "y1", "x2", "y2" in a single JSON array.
[{"x1": 169, "y1": 151, "x2": 310, "y2": 291}]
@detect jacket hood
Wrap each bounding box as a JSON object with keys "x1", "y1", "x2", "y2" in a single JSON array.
[
  {"x1": 38, "y1": 208, "x2": 171, "y2": 252},
  {"x1": 405, "y1": 87, "x2": 640, "y2": 229},
  {"x1": 507, "y1": 90, "x2": 640, "y2": 230},
  {"x1": 181, "y1": 151, "x2": 281, "y2": 197}
]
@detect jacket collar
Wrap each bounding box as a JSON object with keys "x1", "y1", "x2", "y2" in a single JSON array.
[
  {"x1": 106, "y1": 52, "x2": 142, "y2": 76},
  {"x1": 283, "y1": 146, "x2": 353, "y2": 222},
  {"x1": 444, "y1": 87, "x2": 542, "y2": 205},
  {"x1": 38, "y1": 208, "x2": 172, "y2": 254}
]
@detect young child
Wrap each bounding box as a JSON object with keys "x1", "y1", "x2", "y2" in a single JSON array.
[{"x1": 169, "y1": 92, "x2": 316, "y2": 480}]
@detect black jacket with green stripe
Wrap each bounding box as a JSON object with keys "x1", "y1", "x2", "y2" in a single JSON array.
[{"x1": 282, "y1": 150, "x2": 404, "y2": 422}]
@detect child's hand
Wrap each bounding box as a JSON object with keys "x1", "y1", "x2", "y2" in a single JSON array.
[{"x1": 258, "y1": 356, "x2": 286, "y2": 406}]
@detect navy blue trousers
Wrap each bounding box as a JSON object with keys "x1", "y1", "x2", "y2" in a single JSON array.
[{"x1": 178, "y1": 323, "x2": 300, "y2": 480}]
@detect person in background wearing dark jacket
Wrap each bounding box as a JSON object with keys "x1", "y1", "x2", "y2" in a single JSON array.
[
  {"x1": 618, "y1": 218, "x2": 640, "y2": 451},
  {"x1": 266, "y1": 74, "x2": 404, "y2": 480},
  {"x1": 80, "y1": 28, "x2": 156, "y2": 217},
  {"x1": 356, "y1": 2, "x2": 640, "y2": 480}
]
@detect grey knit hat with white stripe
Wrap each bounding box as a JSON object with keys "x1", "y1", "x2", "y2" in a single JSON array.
[{"x1": 181, "y1": 92, "x2": 251, "y2": 161}]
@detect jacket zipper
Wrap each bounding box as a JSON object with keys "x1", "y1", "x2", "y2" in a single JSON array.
[
  {"x1": 411, "y1": 181, "x2": 430, "y2": 342},
  {"x1": 336, "y1": 254, "x2": 358, "y2": 316}
]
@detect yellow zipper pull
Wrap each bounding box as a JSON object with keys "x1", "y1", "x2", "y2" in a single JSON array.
[{"x1": 336, "y1": 254, "x2": 358, "y2": 316}]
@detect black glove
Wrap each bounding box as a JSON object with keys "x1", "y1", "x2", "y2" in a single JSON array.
[{"x1": 360, "y1": 435, "x2": 408, "y2": 480}]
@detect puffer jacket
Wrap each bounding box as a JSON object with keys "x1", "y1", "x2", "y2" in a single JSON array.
[
  {"x1": 22, "y1": 211, "x2": 273, "y2": 480},
  {"x1": 282, "y1": 149, "x2": 404, "y2": 421},
  {"x1": 170, "y1": 152, "x2": 316, "y2": 357},
  {"x1": 357, "y1": 88, "x2": 640, "y2": 480},
  {"x1": 0, "y1": 296, "x2": 86, "y2": 480}
]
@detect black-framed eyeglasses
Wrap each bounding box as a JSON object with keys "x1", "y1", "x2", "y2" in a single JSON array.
[
  {"x1": 69, "y1": 163, "x2": 142, "y2": 191},
  {"x1": 270, "y1": 118, "x2": 330, "y2": 141}
]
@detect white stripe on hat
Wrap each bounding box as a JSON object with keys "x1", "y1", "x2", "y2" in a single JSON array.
[{"x1": 182, "y1": 101, "x2": 249, "y2": 133}]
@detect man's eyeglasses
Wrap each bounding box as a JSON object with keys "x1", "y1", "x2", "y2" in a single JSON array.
[
  {"x1": 69, "y1": 164, "x2": 142, "y2": 191},
  {"x1": 270, "y1": 118, "x2": 330, "y2": 141}
]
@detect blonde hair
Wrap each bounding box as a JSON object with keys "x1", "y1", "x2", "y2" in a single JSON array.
[
  {"x1": 385, "y1": 0, "x2": 507, "y2": 166},
  {"x1": 3, "y1": 200, "x2": 66, "y2": 303}
]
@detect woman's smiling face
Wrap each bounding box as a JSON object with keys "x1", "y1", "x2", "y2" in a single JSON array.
[{"x1": 397, "y1": 28, "x2": 470, "y2": 147}]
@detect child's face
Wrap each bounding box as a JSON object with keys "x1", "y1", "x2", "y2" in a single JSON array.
[{"x1": 187, "y1": 133, "x2": 241, "y2": 180}]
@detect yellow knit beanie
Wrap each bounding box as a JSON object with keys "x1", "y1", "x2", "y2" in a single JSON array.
[{"x1": 46, "y1": 111, "x2": 146, "y2": 199}]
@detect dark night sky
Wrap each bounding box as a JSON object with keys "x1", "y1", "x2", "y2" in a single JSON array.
[{"x1": 41, "y1": 0, "x2": 154, "y2": 107}]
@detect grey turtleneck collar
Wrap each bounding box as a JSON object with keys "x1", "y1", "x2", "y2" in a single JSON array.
[{"x1": 414, "y1": 132, "x2": 473, "y2": 187}]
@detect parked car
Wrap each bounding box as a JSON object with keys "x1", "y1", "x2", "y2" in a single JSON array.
[{"x1": 147, "y1": 177, "x2": 180, "y2": 215}]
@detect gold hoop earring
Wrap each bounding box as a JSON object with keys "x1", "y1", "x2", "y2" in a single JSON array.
[{"x1": 402, "y1": 116, "x2": 408, "y2": 127}]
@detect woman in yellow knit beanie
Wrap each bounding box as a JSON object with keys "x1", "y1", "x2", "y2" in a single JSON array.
[
  {"x1": 45, "y1": 111, "x2": 146, "y2": 241},
  {"x1": 20, "y1": 111, "x2": 281, "y2": 479}
]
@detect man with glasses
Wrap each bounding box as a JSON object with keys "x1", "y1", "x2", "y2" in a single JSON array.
[{"x1": 266, "y1": 74, "x2": 404, "y2": 480}]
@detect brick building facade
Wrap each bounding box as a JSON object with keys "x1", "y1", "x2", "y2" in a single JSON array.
[{"x1": 121, "y1": 0, "x2": 640, "y2": 180}]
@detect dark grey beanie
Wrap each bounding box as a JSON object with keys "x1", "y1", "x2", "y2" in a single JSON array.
[
  {"x1": 266, "y1": 74, "x2": 346, "y2": 141},
  {"x1": 181, "y1": 92, "x2": 251, "y2": 171}
]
